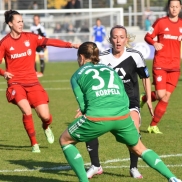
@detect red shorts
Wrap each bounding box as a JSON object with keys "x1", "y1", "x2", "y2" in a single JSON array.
[
  {"x1": 6, "y1": 84, "x2": 49, "y2": 108},
  {"x1": 152, "y1": 69, "x2": 180, "y2": 93}
]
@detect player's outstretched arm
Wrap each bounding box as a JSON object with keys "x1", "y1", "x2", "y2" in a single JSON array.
[{"x1": 71, "y1": 43, "x2": 80, "y2": 49}]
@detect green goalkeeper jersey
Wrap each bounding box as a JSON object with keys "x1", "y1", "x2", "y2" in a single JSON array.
[{"x1": 71, "y1": 62, "x2": 130, "y2": 118}]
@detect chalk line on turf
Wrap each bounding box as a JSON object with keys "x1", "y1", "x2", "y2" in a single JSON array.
[{"x1": 0, "y1": 154, "x2": 181, "y2": 173}]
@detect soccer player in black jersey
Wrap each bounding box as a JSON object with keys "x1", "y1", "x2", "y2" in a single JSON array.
[
  {"x1": 30, "y1": 14, "x2": 46, "y2": 77},
  {"x1": 85, "y1": 25, "x2": 154, "y2": 179}
]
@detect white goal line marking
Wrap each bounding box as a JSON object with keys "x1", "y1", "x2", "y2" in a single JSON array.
[{"x1": 0, "y1": 153, "x2": 181, "y2": 173}]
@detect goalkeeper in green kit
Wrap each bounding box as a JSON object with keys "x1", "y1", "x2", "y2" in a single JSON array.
[{"x1": 59, "y1": 41, "x2": 181, "y2": 182}]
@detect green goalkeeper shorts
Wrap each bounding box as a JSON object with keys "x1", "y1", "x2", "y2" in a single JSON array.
[{"x1": 68, "y1": 115, "x2": 139, "y2": 147}]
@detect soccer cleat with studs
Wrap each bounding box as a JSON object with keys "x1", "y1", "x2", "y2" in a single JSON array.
[
  {"x1": 44, "y1": 127, "x2": 54, "y2": 144},
  {"x1": 32, "y1": 143, "x2": 40, "y2": 153},
  {"x1": 147, "y1": 125, "x2": 163, "y2": 134},
  {"x1": 86, "y1": 165, "x2": 103, "y2": 179},
  {"x1": 169, "y1": 177, "x2": 182, "y2": 182},
  {"x1": 130, "y1": 167, "x2": 143, "y2": 179}
]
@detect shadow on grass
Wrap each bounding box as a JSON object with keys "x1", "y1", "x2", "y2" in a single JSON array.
[
  {"x1": 140, "y1": 129, "x2": 149, "y2": 133},
  {"x1": 101, "y1": 171, "x2": 129, "y2": 178},
  {"x1": 6, "y1": 159, "x2": 76, "y2": 177},
  {"x1": 0, "y1": 175, "x2": 71, "y2": 182},
  {"x1": 0, "y1": 144, "x2": 47, "y2": 151}
]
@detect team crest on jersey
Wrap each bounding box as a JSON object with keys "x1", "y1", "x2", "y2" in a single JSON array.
[
  {"x1": 156, "y1": 75, "x2": 162, "y2": 82},
  {"x1": 24, "y1": 40, "x2": 30, "y2": 47},
  {"x1": 179, "y1": 28, "x2": 182, "y2": 33},
  {"x1": 27, "y1": 49, "x2": 32, "y2": 56}
]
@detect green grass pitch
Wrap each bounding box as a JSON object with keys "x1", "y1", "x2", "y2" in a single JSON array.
[{"x1": 0, "y1": 61, "x2": 181, "y2": 182}]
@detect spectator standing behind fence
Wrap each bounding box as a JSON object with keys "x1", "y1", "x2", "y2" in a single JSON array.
[
  {"x1": 30, "y1": 15, "x2": 46, "y2": 78},
  {"x1": 92, "y1": 18, "x2": 106, "y2": 52},
  {"x1": 65, "y1": 0, "x2": 81, "y2": 9},
  {"x1": 28, "y1": 1, "x2": 39, "y2": 10},
  {"x1": 54, "y1": 23, "x2": 64, "y2": 33},
  {"x1": 145, "y1": 16, "x2": 151, "y2": 31},
  {"x1": 143, "y1": 8, "x2": 152, "y2": 30},
  {"x1": 64, "y1": 0, "x2": 81, "y2": 28}
]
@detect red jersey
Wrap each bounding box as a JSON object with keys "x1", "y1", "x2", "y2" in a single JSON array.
[
  {"x1": 145, "y1": 16, "x2": 182, "y2": 71},
  {"x1": 0, "y1": 32, "x2": 72, "y2": 85}
]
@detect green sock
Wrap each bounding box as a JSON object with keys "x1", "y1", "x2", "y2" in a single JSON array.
[
  {"x1": 141, "y1": 149, "x2": 175, "y2": 179},
  {"x1": 62, "y1": 144, "x2": 89, "y2": 182}
]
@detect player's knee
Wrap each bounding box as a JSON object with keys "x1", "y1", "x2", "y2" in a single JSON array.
[
  {"x1": 59, "y1": 134, "x2": 67, "y2": 146},
  {"x1": 40, "y1": 114, "x2": 50, "y2": 122},
  {"x1": 59, "y1": 135, "x2": 63, "y2": 145}
]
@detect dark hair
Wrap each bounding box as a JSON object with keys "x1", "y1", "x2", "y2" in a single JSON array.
[
  {"x1": 4, "y1": 10, "x2": 20, "y2": 24},
  {"x1": 110, "y1": 25, "x2": 127, "y2": 37},
  {"x1": 78, "y1": 42, "x2": 100, "y2": 65},
  {"x1": 33, "y1": 14, "x2": 40, "y2": 18},
  {"x1": 167, "y1": 0, "x2": 182, "y2": 8}
]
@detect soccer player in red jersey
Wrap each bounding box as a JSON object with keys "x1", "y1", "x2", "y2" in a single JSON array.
[
  {"x1": 0, "y1": 10, "x2": 79, "y2": 152},
  {"x1": 141, "y1": 0, "x2": 182, "y2": 134}
]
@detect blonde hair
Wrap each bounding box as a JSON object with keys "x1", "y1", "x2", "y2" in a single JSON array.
[{"x1": 109, "y1": 25, "x2": 135, "y2": 48}]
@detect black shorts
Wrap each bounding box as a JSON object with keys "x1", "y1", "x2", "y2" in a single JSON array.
[
  {"x1": 36, "y1": 46, "x2": 44, "y2": 53},
  {"x1": 129, "y1": 98, "x2": 140, "y2": 113}
]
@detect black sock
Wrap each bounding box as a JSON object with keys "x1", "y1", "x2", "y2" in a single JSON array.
[
  {"x1": 40, "y1": 59, "x2": 45, "y2": 73},
  {"x1": 129, "y1": 133, "x2": 141, "y2": 169},
  {"x1": 129, "y1": 150, "x2": 138, "y2": 169},
  {"x1": 86, "y1": 138, "x2": 100, "y2": 167}
]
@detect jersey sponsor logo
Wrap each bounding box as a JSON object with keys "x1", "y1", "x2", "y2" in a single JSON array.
[
  {"x1": 11, "y1": 52, "x2": 27, "y2": 59},
  {"x1": 24, "y1": 40, "x2": 30, "y2": 47},
  {"x1": 11, "y1": 49, "x2": 32, "y2": 59},
  {"x1": 156, "y1": 75, "x2": 162, "y2": 82},
  {"x1": 148, "y1": 26, "x2": 154, "y2": 34},
  {"x1": 164, "y1": 27, "x2": 169, "y2": 31},
  {"x1": 9, "y1": 47, "x2": 14, "y2": 51},
  {"x1": 95, "y1": 88, "x2": 120, "y2": 97},
  {"x1": 115, "y1": 67, "x2": 126, "y2": 79},
  {"x1": 122, "y1": 79, "x2": 130, "y2": 83},
  {"x1": 163, "y1": 34, "x2": 182, "y2": 41}
]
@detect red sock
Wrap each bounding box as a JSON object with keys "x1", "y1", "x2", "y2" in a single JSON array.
[
  {"x1": 42, "y1": 114, "x2": 52, "y2": 130},
  {"x1": 150, "y1": 100, "x2": 168, "y2": 126},
  {"x1": 23, "y1": 114, "x2": 37, "y2": 146},
  {"x1": 142, "y1": 91, "x2": 157, "y2": 102}
]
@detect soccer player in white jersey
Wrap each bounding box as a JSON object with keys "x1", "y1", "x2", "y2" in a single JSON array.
[
  {"x1": 30, "y1": 14, "x2": 46, "y2": 77},
  {"x1": 86, "y1": 25, "x2": 154, "y2": 179}
]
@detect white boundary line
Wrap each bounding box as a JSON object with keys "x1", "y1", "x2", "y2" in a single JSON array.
[
  {"x1": 0, "y1": 88, "x2": 71, "y2": 91},
  {"x1": 0, "y1": 154, "x2": 181, "y2": 173}
]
